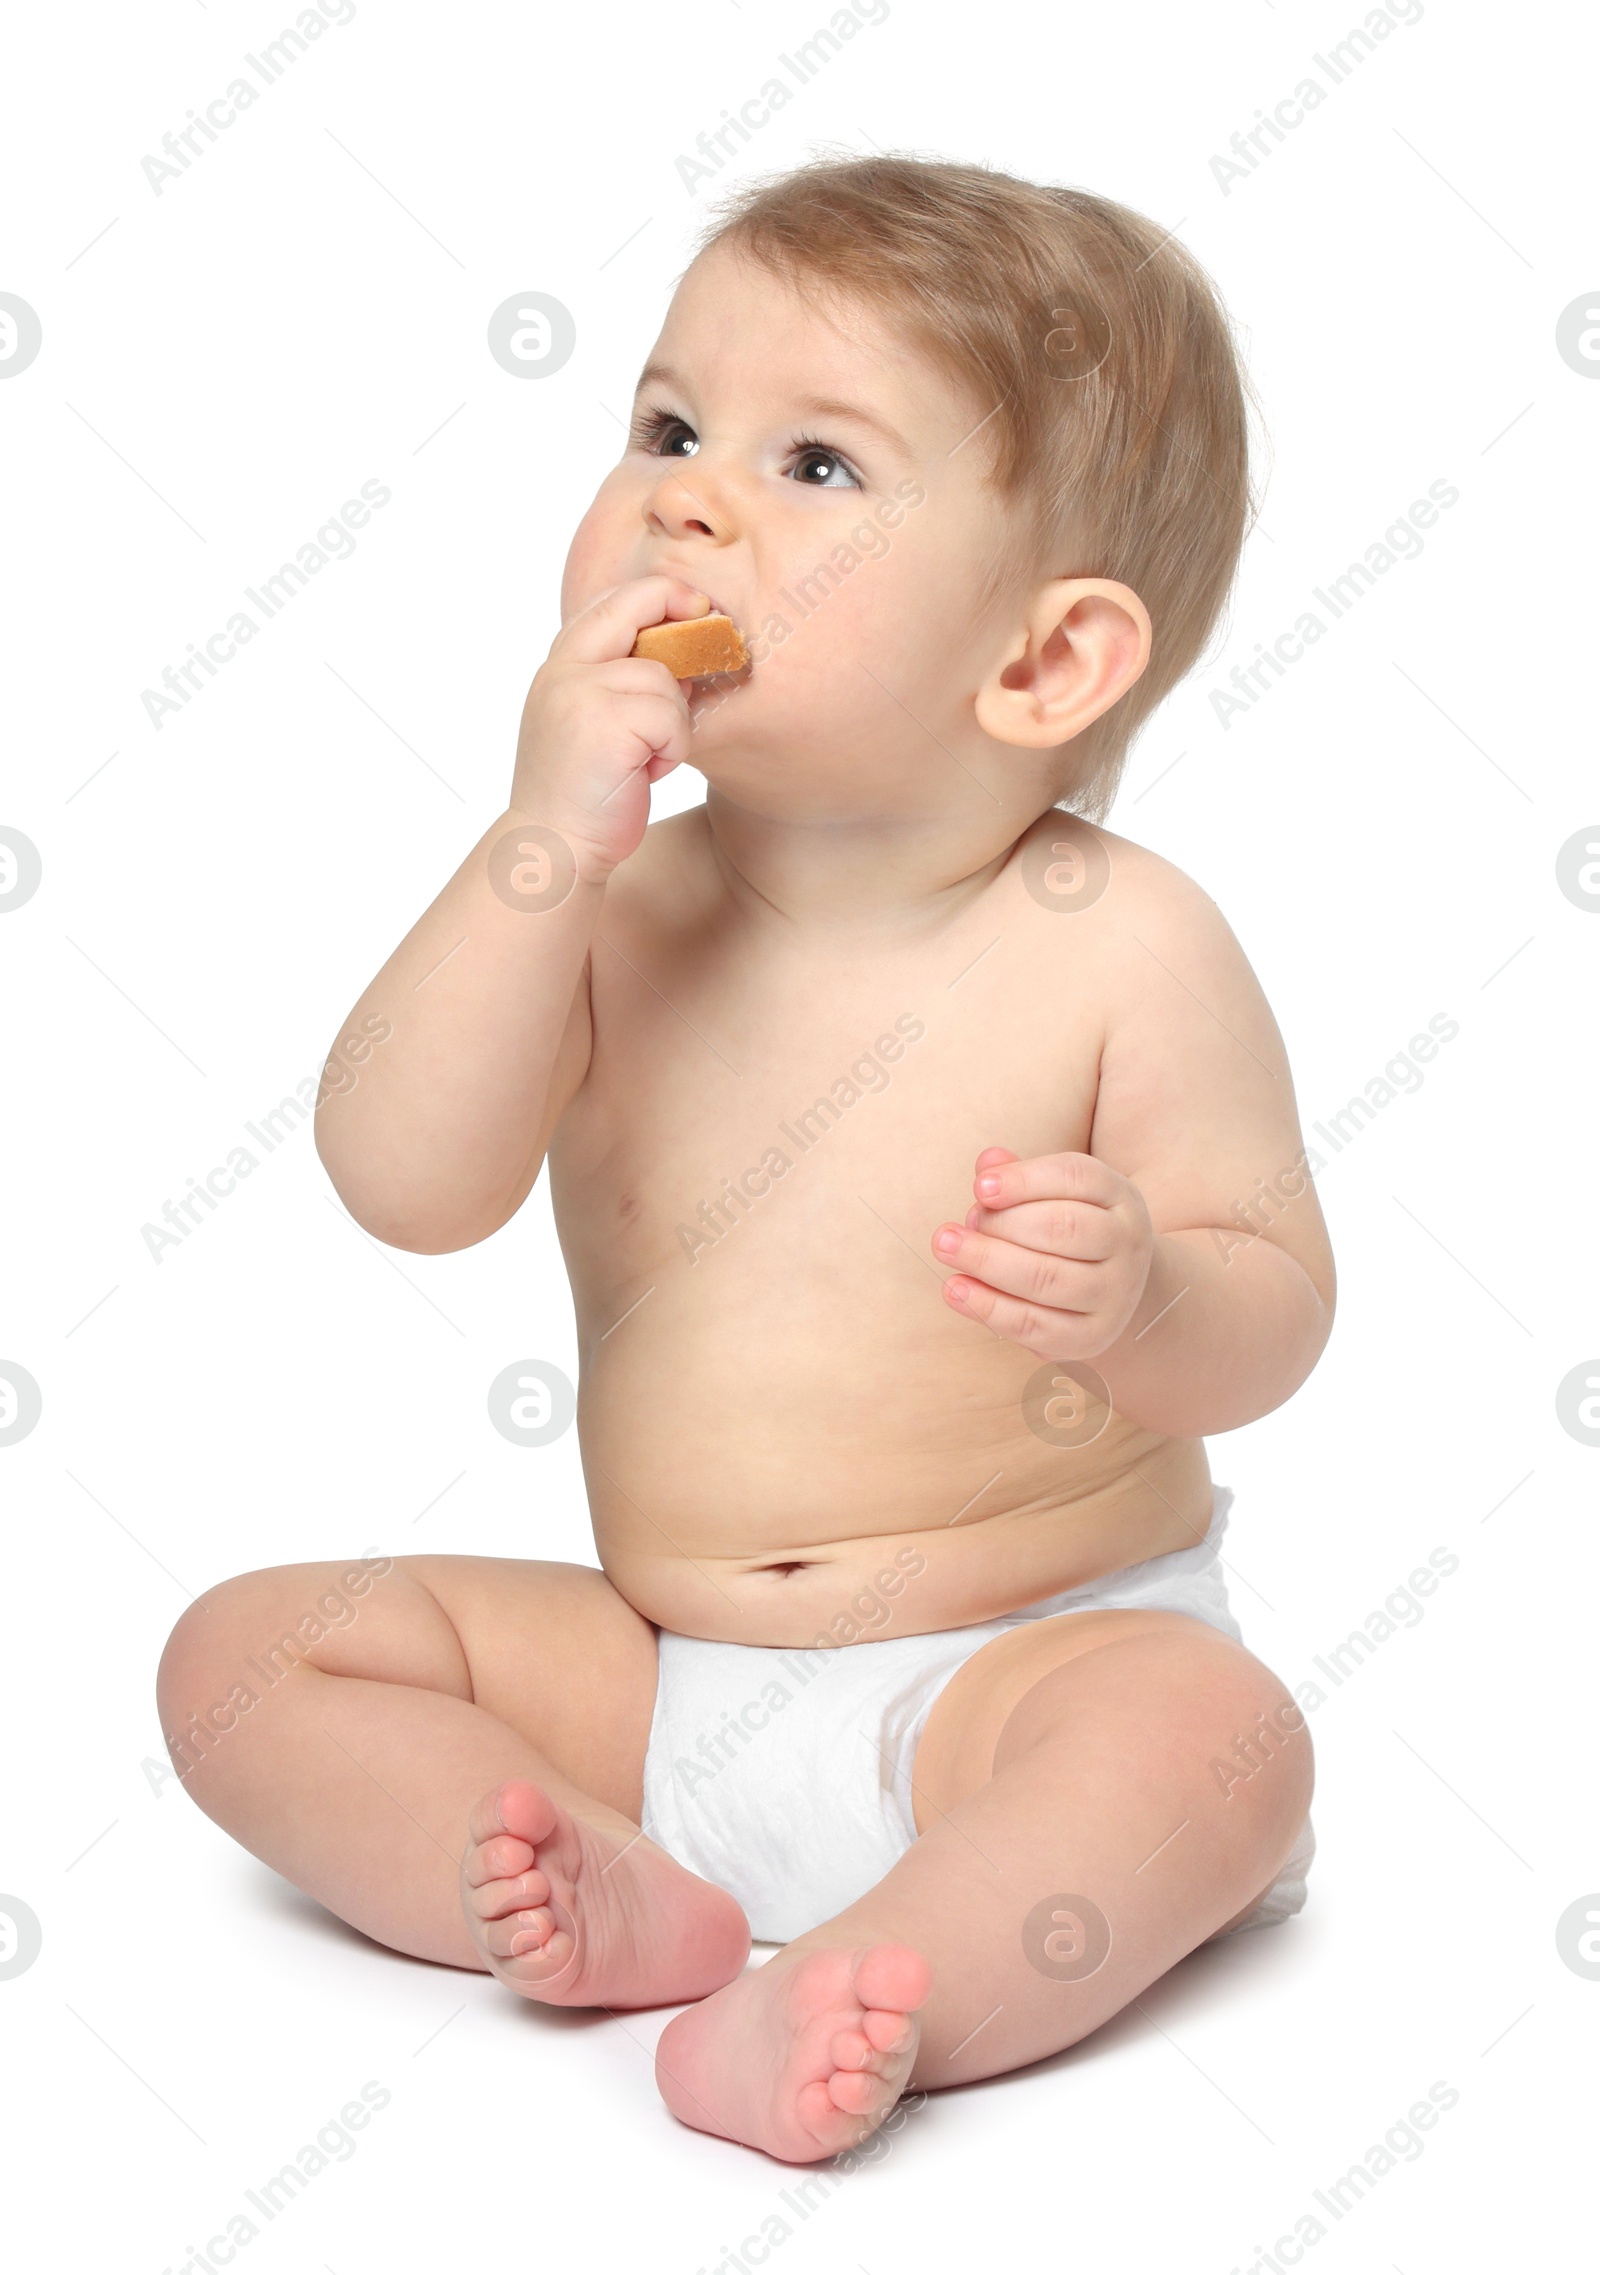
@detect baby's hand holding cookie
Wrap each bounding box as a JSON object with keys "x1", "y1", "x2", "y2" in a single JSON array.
[
  {"x1": 932, "y1": 1145, "x2": 1156, "y2": 1361},
  {"x1": 508, "y1": 576, "x2": 711, "y2": 884}
]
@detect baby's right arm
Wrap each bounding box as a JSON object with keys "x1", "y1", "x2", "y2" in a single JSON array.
[{"x1": 314, "y1": 575, "x2": 708, "y2": 1252}]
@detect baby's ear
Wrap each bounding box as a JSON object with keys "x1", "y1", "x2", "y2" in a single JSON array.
[{"x1": 975, "y1": 578, "x2": 1151, "y2": 750}]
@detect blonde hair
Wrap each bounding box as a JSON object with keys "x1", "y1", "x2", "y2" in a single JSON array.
[{"x1": 693, "y1": 153, "x2": 1255, "y2": 819}]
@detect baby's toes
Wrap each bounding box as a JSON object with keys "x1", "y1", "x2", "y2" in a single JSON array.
[
  {"x1": 861, "y1": 2006, "x2": 916, "y2": 2055},
  {"x1": 853, "y1": 1944, "x2": 931, "y2": 2014},
  {"x1": 828, "y1": 2025, "x2": 879, "y2": 2074},
  {"x1": 465, "y1": 1832, "x2": 537, "y2": 1888},
  {"x1": 482, "y1": 1906, "x2": 556, "y2": 1960},
  {"x1": 825, "y1": 2065, "x2": 890, "y2": 2117},
  {"x1": 794, "y1": 2075, "x2": 862, "y2": 2141},
  {"x1": 468, "y1": 1868, "x2": 550, "y2": 1924}
]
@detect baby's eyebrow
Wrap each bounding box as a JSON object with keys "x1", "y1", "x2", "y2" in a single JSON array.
[
  {"x1": 790, "y1": 394, "x2": 913, "y2": 460},
  {"x1": 634, "y1": 358, "x2": 688, "y2": 398},
  {"x1": 630, "y1": 363, "x2": 913, "y2": 461}
]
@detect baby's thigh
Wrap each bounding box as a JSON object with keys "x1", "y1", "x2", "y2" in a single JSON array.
[
  {"x1": 913, "y1": 1606, "x2": 1307, "y2": 1831},
  {"x1": 160, "y1": 1555, "x2": 658, "y2": 1821},
  {"x1": 406, "y1": 1555, "x2": 659, "y2": 1815}
]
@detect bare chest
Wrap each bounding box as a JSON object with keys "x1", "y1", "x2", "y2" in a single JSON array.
[
  {"x1": 552, "y1": 904, "x2": 1103, "y2": 1347},
  {"x1": 543, "y1": 848, "x2": 1205, "y2": 1610}
]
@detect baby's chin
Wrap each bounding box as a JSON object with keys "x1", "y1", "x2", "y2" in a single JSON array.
[
  {"x1": 683, "y1": 655, "x2": 756, "y2": 731},
  {"x1": 684, "y1": 673, "x2": 884, "y2": 801}
]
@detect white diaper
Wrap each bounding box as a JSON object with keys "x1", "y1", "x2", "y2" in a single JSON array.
[{"x1": 640, "y1": 1484, "x2": 1315, "y2": 1944}]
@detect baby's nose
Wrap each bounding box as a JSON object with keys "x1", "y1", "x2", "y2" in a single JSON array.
[{"x1": 644, "y1": 456, "x2": 734, "y2": 543}]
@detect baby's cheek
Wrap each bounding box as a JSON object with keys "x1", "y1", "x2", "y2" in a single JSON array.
[
  {"x1": 755, "y1": 627, "x2": 884, "y2": 730},
  {"x1": 763, "y1": 568, "x2": 904, "y2": 681},
  {"x1": 559, "y1": 481, "x2": 635, "y2": 619}
]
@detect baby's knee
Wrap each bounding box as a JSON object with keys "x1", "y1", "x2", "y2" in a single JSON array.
[
  {"x1": 1066, "y1": 1618, "x2": 1313, "y2": 1839},
  {"x1": 157, "y1": 1569, "x2": 261, "y2": 1714},
  {"x1": 155, "y1": 1570, "x2": 272, "y2": 1795},
  {"x1": 1193, "y1": 1638, "x2": 1314, "y2": 1836},
  {"x1": 155, "y1": 1554, "x2": 400, "y2": 1722}
]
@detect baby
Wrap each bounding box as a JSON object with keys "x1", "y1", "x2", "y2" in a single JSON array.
[{"x1": 157, "y1": 155, "x2": 1332, "y2": 2165}]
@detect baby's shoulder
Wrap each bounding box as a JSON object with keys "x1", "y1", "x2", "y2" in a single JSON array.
[
  {"x1": 1015, "y1": 811, "x2": 1235, "y2": 949},
  {"x1": 1008, "y1": 813, "x2": 1266, "y2": 1041}
]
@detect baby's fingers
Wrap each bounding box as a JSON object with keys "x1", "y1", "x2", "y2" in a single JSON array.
[
  {"x1": 557, "y1": 576, "x2": 709, "y2": 666},
  {"x1": 973, "y1": 1149, "x2": 1121, "y2": 1210},
  {"x1": 963, "y1": 1196, "x2": 1119, "y2": 1261},
  {"x1": 935, "y1": 1222, "x2": 1100, "y2": 1311},
  {"x1": 941, "y1": 1270, "x2": 1103, "y2": 1361}
]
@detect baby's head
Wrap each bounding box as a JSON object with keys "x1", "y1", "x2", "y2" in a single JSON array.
[{"x1": 563, "y1": 154, "x2": 1251, "y2": 827}]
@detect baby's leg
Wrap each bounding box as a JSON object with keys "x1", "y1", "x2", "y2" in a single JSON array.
[
  {"x1": 157, "y1": 1556, "x2": 748, "y2": 2006},
  {"x1": 655, "y1": 1610, "x2": 1310, "y2": 2160}
]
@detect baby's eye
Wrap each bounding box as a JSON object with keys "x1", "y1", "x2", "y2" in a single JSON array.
[
  {"x1": 786, "y1": 441, "x2": 860, "y2": 491},
  {"x1": 634, "y1": 408, "x2": 699, "y2": 459}
]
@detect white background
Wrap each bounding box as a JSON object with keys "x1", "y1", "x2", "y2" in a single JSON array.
[{"x1": 1, "y1": 0, "x2": 1593, "y2": 2267}]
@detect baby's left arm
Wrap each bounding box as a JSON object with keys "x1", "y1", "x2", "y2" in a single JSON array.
[{"x1": 933, "y1": 863, "x2": 1335, "y2": 1438}]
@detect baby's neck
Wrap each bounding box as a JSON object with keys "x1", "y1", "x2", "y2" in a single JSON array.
[{"x1": 699, "y1": 787, "x2": 1052, "y2": 933}]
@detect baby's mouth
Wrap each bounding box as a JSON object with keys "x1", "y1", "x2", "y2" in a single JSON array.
[
  {"x1": 703, "y1": 594, "x2": 751, "y2": 646},
  {"x1": 695, "y1": 597, "x2": 755, "y2": 694}
]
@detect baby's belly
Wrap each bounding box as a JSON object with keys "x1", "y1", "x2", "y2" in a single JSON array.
[{"x1": 577, "y1": 1314, "x2": 1213, "y2": 1645}]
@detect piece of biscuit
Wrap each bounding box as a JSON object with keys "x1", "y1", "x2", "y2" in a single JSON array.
[{"x1": 631, "y1": 613, "x2": 748, "y2": 678}]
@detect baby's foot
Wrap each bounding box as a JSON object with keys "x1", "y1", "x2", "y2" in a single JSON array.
[
  {"x1": 654, "y1": 1941, "x2": 931, "y2": 2162},
  {"x1": 460, "y1": 1778, "x2": 750, "y2": 2009}
]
